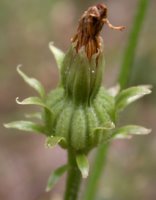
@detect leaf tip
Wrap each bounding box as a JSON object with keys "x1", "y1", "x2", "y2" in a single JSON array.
[
  {"x1": 140, "y1": 128, "x2": 151, "y2": 135},
  {"x1": 76, "y1": 154, "x2": 89, "y2": 179},
  {"x1": 3, "y1": 123, "x2": 9, "y2": 128},
  {"x1": 82, "y1": 168, "x2": 89, "y2": 179},
  {"x1": 16, "y1": 64, "x2": 23, "y2": 75},
  {"x1": 16, "y1": 97, "x2": 20, "y2": 104},
  {"x1": 17, "y1": 64, "x2": 22, "y2": 70}
]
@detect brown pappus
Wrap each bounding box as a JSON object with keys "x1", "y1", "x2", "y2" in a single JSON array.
[{"x1": 72, "y1": 3, "x2": 125, "y2": 59}]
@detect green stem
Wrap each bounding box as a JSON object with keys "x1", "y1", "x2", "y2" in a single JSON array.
[
  {"x1": 84, "y1": 0, "x2": 149, "y2": 199},
  {"x1": 64, "y1": 149, "x2": 82, "y2": 200},
  {"x1": 118, "y1": 0, "x2": 148, "y2": 89}
]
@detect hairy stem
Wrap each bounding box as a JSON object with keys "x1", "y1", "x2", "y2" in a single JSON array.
[
  {"x1": 64, "y1": 149, "x2": 82, "y2": 200},
  {"x1": 84, "y1": 0, "x2": 149, "y2": 199}
]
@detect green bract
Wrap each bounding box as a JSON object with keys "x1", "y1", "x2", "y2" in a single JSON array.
[
  {"x1": 60, "y1": 44, "x2": 105, "y2": 104},
  {"x1": 4, "y1": 42, "x2": 151, "y2": 186}
]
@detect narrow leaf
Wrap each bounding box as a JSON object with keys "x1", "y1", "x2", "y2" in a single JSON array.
[
  {"x1": 49, "y1": 42, "x2": 65, "y2": 70},
  {"x1": 46, "y1": 136, "x2": 65, "y2": 148},
  {"x1": 46, "y1": 165, "x2": 68, "y2": 192},
  {"x1": 16, "y1": 97, "x2": 52, "y2": 113},
  {"x1": 76, "y1": 154, "x2": 89, "y2": 178},
  {"x1": 17, "y1": 65, "x2": 45, "y2": 98},
  {"x1": 4, "y1": 121, "x2": 45, "y2": 134},
  {"x1": 116, "y1": 85, "x2": 151, "y2": 111},
  {"x1": 112, "y1": 125, "x2": 151, "y2": 139}
]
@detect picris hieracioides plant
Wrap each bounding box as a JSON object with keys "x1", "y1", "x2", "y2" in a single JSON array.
[{"x1": 5, "y1": 3, "x2": 151, "y2": 199}]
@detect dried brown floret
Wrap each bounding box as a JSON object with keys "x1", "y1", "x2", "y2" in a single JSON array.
[{"x1": 72, "y1": 3, "x2": 125, "y2": 59}]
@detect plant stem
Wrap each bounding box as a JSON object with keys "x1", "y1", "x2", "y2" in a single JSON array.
[
  {"x1": 64, "y1": 149, "x2": 82, "y2": 200},
  {"x1": 118, "y1": 0, "x2": 148, "y2": 89},
  {"x1": 84, "y1": 0, "x2": 149, "y2": 200}
]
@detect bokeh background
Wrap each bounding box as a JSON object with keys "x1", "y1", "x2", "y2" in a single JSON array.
[{"x1": 0, "y1": 0, "x2": 156, "y2": 200}]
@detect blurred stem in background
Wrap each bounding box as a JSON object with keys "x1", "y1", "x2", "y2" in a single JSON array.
[
  {"x1": 118, "y1": 0, "x2": 148, "y2": 89},
  {"x1": 83, "y1": 0, "x2": 149, "y2": 199}
]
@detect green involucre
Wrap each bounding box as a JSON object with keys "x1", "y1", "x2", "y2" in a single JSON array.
[{"x1": 5, "y1": 43, "x2": 151, "y2": 178}]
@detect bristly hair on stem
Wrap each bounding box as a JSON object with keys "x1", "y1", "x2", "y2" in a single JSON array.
[{"x1": 71, "y1": 3, "x2": 125, "y2": 59}]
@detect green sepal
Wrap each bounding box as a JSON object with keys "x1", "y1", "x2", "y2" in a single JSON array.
[
  {"x1": 46, "y1": 136, "x2": 65, "y2": 148},
  {"x1": 68, "y1": 47, "x2": 90, "y2": 104},
  {"x1": 90, "y1": 50, "x2": 105, "y2": 100},
  {"x1": 46, "y1": 164, "x2": 68, "y2": 192},
  {"x1": 93, "y1": 122, "x2": 115, "y2": 143},
  {"x1": 17, "y1": 65, "x2": 45, "y2": 98},
  {"x1": 76, "y1": 154, "x2": 89, "y2": 178},
  {"x1": 4, "y1": 121, "x2": 46, "y2": 134},
  {"x1": 112, "y1": 125, "x2": 151, "y2": 139},
  {"x1": 49, "y1": 42, "x2": 65, "y2": 70},
  {"x1": 16, "y1": 97, "x2": 52, "y2": 113},
  {"x1": 115, "y1": 85, "x2": 151, "y2": 111},
  {"x1": 61, "y1": 45, "x2": 105, "y2": 104}
]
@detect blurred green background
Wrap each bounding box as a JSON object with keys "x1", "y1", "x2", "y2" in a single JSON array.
[{"x1": 0, "y1": 0, "x2": 156, "y2": 200}]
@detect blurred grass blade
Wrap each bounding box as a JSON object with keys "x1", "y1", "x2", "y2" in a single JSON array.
[
  {"x1": 112, "y1": 125, "x2": 151, "y2": 139},
  {"x1": 118, "y1": 0, "x2": 148, "y2": 88},
  {"x1": 49, "y1": 42, "x2": 65, "y2": 70},
  {"x1": 4, "y1": 121, "x2": 45, "y2": 134},
  {"x1": 17, "y1": 65, "x2": 45, "y2": 98},
  {"x1": 16, "y1": 97, "x2": 52, "y2": 113},
  {"x1": 83, "y1": 143, "x2": 110, "y2": 200},
  {"x1": 76, "y1": 154, "x2": 89, "y2": 178},
  {"x1": 115, "y1": 85, "x2": 151, "y2": 111},
  {"x1": 46, "y1": 165, "x2": 68, "y2": 192}
]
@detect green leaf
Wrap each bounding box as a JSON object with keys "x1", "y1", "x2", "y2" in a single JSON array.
[
  {"x1": 49, "y1": 42, "x2": 65, "y2": 70},
  {"x1": 4, "y1": 121, "x2": 45, "y2": 134},
  {"x1": 76, "y1": 154, "x2": 89, "y2": 178},
  {"x1": 17, "y1": 65, "x2": 45, "y2": 98},
  {"x1": 16, "y1": 97, "x2": 52, "y2": 113},
  {"x1": 116, "y1": 85, "x2": 151, "y2": 111},
  {"x1": 46, "y1": 136, "x2": 65, "y2": 148},
  {"x1": 112, "y1": 125, "x2": 151, "y2": 139},
  {"x1": 46, "y1": 165, "x2": 68, "y2": 192}
]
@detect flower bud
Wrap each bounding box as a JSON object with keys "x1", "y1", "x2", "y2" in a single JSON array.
[
  {"x1": 61, "y1": 41, "x2": 105, "y2": 105},
  {"x1": 46, "y1": 4, "x2": 117, "y2": 151}
]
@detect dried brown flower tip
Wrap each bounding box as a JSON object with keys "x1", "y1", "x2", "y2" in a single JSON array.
[{"x1": 72, "y1": 3, "x2": 125, "y2": 59}]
